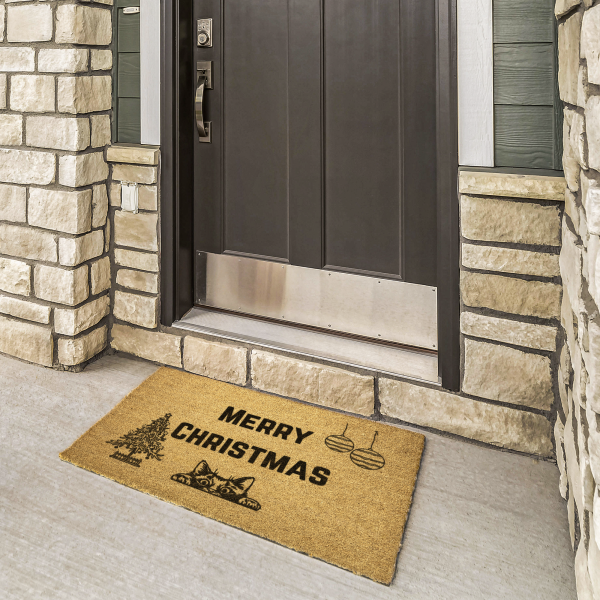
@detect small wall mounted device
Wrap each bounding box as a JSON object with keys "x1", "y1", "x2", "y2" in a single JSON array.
[{"x1": 197, "y1": 19, "x2": 212, "y2": 47}]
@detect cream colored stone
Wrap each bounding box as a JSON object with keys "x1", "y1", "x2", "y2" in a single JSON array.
[
  {"x1": 589, "y1": 519, "x2": 600, "y2": 599},
  {"x1": 57, "y1": 76, "x2": 112, "y2": 114},
  {"x1": 458, "y1": 172, "x2": 567, "y2": 202},
  {"x1": 0, "y1": 296, "x2": 50, "y2": 324},
  {"x1": 59, "y1": 152, "x2": 108, "y2": 188},
  {"x1": 460, "y1": 195, "x2": 561, "y2": 246},
  {"x1": 555, "y1": 0, "x2": 581, "y2": 18},
  {"x1": 116, "y1": 269, "x2": 158, "y2": 294},
  {"x1": 563, "y1": 156, "x2": 580, "y2": 193},
  {"x1": 111, "y1": 324, "x2": 182, "y2": 368},
  {"x1": 0, "y1": 47, "x2": 34, "y2": 72},
  {"x1": 38, "y1": 49, "x2": 89, "y2": 74},
  {"x1": 461, "y1": 271, "x2": 561, "y2": 319},
  {"x1": 586, "y1": 96, "x2": 600, "y2": 172},
  {"x1": 35, "y1": 265, "x2": 89, "y2": 307},
  {"x1": 0, "y1": 75, "x2": 6, "y2": 109},
  {"x1": 10, "y1": 75, "x2": 55, "y2": 113},
  {"x1": 26, "y1": 116, "x2": 90, "y2": 152},
  {"x1": 112, "y1": 164, "x2": 158, "y2": 184},
  {"x1": 251, "y1": 350, "x2": 374, "y2": 416},
  {"x1": 109, "y1": 182, "x2": 121, "y2": 207},
  {"x1": 107, "y1": 146, "x2": 159, "y2": 166},
  {"x1": 577, "y1": 65, "x2": 590, "y2": 109},
  {"x1": 184, "y1": 337, "x2": 248, "y2": 385},
  {"x1": 0, "y1": 315, "x2": 52, "y2": 367},
  {"x1": 55, "y1": 5, "x2": 112, "y2": 46},
  {"x1": 28, "y1": 188, "x2": 92, "y2": 235},
  {"x1": 574, "y1": 537, "x2": 595, "y2": 599},
  {"x1": 91, "y1": 185, "x2": 108, "y2": 228},
  {"x1": 461, "y1": 312, "x2": 557, "y2": 352},
  {"x1": 570, "y1": 110, "x2": 588, "y2": 168},
  {"x1": 54, "y1": 295, "x2": 110, "y2": 336},
  {"x1": 555, "y1": 417, "x2": 568, "y2": 499},
  {"x1": 114, "y1": 249, "x2": 159, "y2": 272},
  {"x1": 582, "y1": 5, "x2": 600, "y2": 85},
  {"x1": 113, "y1": 291, "x2": 158, "y2": 329},
  {"x1": 0, "y1": 5, "x2": 4, "y2": 42},
  {"x1": 90, "y1": 115, "x2": 111, "y2": 148},
  {"x1": 113, "y1": 211, "x2": 158, "y2": 252},
  {"x1": 90, "y1": 257, "x2": 111, "y2": 295},
  {"x1": 58, "y1": 326, "x2": 107, "y2": 367},
  {"x1": 379, "y1": 379, "x2": 553, "y2": 457},
  {"x1": 461, "y1": 244, "x2": 560, "y2": 277},
  {"x1": 0, "y1": 149, "x2": 55, "y2": 186},
  {"x1": 565, "y1": 189, "x2": 581, "y2": 230},
  {"x1": 138, "y1": 186, "x2": 158, "y2": 211},
  {"x1": 587, "y1": 186, "x2": 600, "y2": 236},
  {"x1": 0, "y1": 185, "x2": 26, "y2": 223},
  {"x1": 7, "y1": 4, "x2": 52, "y2": 42},
  {"x1": 0, "y1": 114, "x2": 22, "y2": 145},
  {"x1": 0, "y1": 257, "x2": 30, "y2": 296},
  {"x1": 59, "y1": 231, "x2": 104, "y2": 267},
  {"x1": 90, "y1": 49, "x2": 112, "y2": 71},
  {"x1": 463, "y1": 339, "x2": 554, "y2": 411},
  {"x1": 0, "y1": 224, "x2": 57, "y2": 263},
  {"x1": 560, "y1": 223, "x2": 583, "y2": 313},
  {"x1": 558, "y1": 11, "x2": 582, "y2": 106}
]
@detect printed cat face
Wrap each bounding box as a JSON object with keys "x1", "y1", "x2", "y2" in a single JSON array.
[{"x1": 191, "y1": 460, "x2": 255, "y2": 499}]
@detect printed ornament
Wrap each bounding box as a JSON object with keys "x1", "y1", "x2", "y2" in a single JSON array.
[
  {"x1": 350, "y1": 432, "x2": 385, "y2": 470},
  {"x1": 325, "y1": 424, "x2": 354, "y2": 453}
]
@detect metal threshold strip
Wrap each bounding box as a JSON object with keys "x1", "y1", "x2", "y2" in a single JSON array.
[{"x1": 173, "y1": 307, "x2": 439, "y2": 384}]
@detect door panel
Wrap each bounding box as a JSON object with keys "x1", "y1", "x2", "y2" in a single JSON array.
[
  {"x1": 223, "y1": 0, "x2": 290, "y2": 260},
  {"x1": 324, "y1": 0, "x2": 401, "y2": 276}
]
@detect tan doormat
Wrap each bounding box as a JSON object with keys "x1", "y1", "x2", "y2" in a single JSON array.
[{"x1": 60, "y1": 367, "x2": 425, "y2": 584}]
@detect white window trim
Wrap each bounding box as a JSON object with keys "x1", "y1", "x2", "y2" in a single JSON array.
[
  {"x1": 457, "y1": 0, "x2": 494, "y2": 167},
  {"x1": 140, "y1": 0, "x2": 161, "y2": 145}
]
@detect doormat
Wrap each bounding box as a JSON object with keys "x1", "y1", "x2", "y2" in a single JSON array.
[{"x1": 60, "y1": 367, "x2": 425, "y2": 584}]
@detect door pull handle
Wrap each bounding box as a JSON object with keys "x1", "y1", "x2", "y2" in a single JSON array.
[
  {"x1": 195, "y1": 75, "x2": 207, "y2": 137},
  {"x1": 196, "y1": 61, "x2": 212, "y2": 143}
]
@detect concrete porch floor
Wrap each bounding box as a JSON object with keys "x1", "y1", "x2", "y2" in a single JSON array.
[{"x1": 0, "y1": 353, "x2": 576, "y2": 600}]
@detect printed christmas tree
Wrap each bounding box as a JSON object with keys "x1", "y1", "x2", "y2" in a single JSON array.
[{"x1": 107, "y1": 413, "x2": 172, "y2": 467}]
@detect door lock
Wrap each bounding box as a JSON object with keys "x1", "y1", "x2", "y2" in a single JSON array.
[{"x1": 197, "y1": 19, "x2": 212, "y2": 47}]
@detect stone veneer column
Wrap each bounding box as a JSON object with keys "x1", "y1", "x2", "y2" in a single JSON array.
[
  {"x1": 0, "y1": 0, "x2": 113, "y2": 368},
  {"x1": 556, "y1": 1, "x2": 600, "y2": 598}
]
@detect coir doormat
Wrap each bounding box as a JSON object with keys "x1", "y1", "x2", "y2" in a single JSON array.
[{"x1": 60, "y1": 367, "x2": 425, "y2": 584}]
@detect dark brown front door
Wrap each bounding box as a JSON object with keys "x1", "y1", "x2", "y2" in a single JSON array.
[{"x1": 192, "y1": 0, "x2": 438, "y2": 348}]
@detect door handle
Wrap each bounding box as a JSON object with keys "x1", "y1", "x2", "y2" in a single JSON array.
[
  {"x1": 195, "y1": 74, "x2": 208, "y2": 138},
  {"x1": 196, "y1": 61, "x2": 212, "y2": 143}
]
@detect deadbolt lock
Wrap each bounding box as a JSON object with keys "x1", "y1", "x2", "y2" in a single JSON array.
[{"x1": 197, "y1": 19, "x2": 212, "y2": 47}]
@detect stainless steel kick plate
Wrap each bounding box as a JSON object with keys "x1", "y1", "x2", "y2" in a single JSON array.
[{"x1": 196, "y1": 252, "x2": 438, "y2": 350}]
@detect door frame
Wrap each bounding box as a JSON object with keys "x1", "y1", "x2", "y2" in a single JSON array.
[{"x1": 159, "y1": 0, "x2": 460, "y2": 391}]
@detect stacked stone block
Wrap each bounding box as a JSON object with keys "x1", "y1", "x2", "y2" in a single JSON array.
[
  {"x1": 556, "y1": 1, "x2": 600, "y2": 598},
  {"x1": 0, "y1": 0, "x2": 113, "y2": 368}
]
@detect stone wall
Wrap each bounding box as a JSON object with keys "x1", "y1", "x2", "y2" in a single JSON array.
[
  {"x1": 556, "y1": 1, "x2": 600, "y2": 598},
  {"x1": 0, "y1": 0, "x2": 113, "y2": 368}
]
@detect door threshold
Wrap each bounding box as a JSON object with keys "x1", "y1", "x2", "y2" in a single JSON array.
[{"x1": 173, "y1": 307, "x2": 440, "y2": 384}]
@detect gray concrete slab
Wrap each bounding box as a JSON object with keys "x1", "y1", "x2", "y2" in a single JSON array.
[{"x1": 0, "y1": 353, "x2": 576, "y2": 600}]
